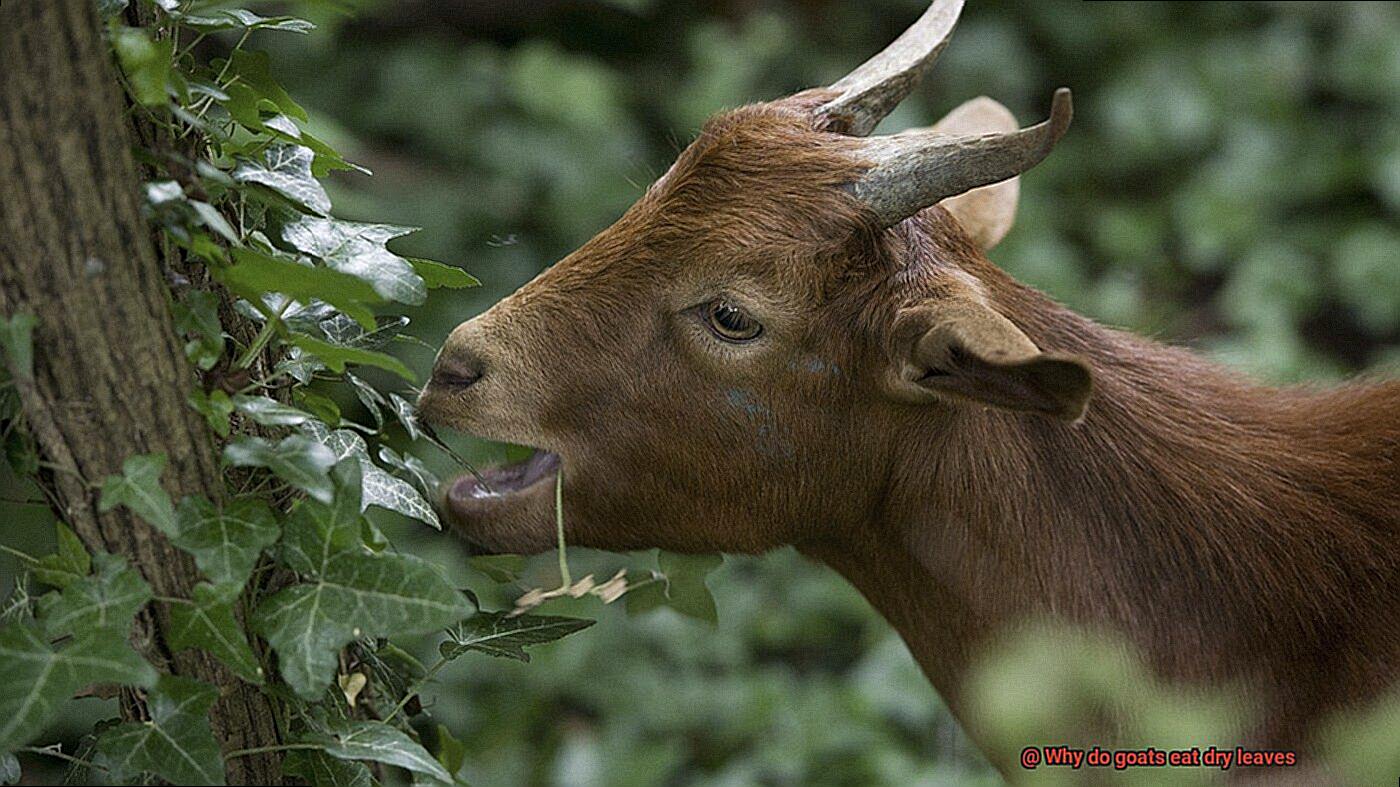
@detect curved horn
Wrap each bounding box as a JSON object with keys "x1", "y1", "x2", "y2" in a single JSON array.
[
  {"x1": 818, "y1": 0, "x2": 964, "y2": 136},
  {"x1": 849, "y1": 88, "x2": 1073, "y2": 228}
]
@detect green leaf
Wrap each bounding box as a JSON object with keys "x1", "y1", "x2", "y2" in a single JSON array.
[
  {"x1": 215, "y1": 247, "x2": 381, "y2": 330},
  {"x1": 171, "y1": 496, "x2": 281, "y2": 587},
  {"x1": 288, "y1": 334, "x2": 416, "y2": 382},
  {"x1": 254, "y1": 551, "x2": 469, "y2": 698},
  {"x1": 281, "y1": 217, "x2": 427, "y2": 305},
  {"x1": 295, "y1": 389, "x2": 341, "y2": 425},
  {"x1": 172, "y1": 290, "x2": 224, "y2": 370},
  {"x1": 223, "y1": 435, "x2": 338, "y2": 504},
  {"x1": 301, "y1": 422, "x2": 439, "y2": 528},
  {"x1": 179, "y1": 9, "x2": 316, "y2": 34},
  {"x1": 0, "y1": 752, "x2": 17, "y2": 785},
  {"x1": 222, "y1": 81, "x2": 271, "y2": 131},
  {"x1": 0, "y1": 313, "x2": 36, "y2": 383},
  {"x1": 252, "y1": 467, "x2": 468, "y2": 698},
  {"x1": 37, "y1": 553, "x2": 151, "y2": 639},
  {"x1": 300, "y1": 720, "x2": 451, "y2": 783},
  {"x1": 466, "y1": 554, "x2": 524, "y2": 584},
  {"x1": 377, "y1": 445, "x2": 440, "y2": 501},
  {"x1": 408, "y1": 258, "x2": 479, "y2": 290},
  {"x1": 0, "y1": 623, "x2": 157, "y2": 752},
  {"x1": 232, "y1": 144, "x2": 331, "y2": 215},
  {"x1": 190, "y1": 200, "x2": 241, "y2": 244},
  {"x1": 657, "y1": 552, "x2": 722, "y2": 624},
  {"x1": 188, "y1": 388, "x2": 234, "y2": 437},
  {"x1": 95, "y1": 675, "x2": 225, "y2": 786},
  {"x1": 97, "y1": 0, "x2": 129, "y2": 19},
  {"x1": 98, "y1": 453, "x2": 177, "y2": 536},
  {"x1": 111, "y1": 27, "x2": 173, "y2": 107},
  {"x1": 222, "y1": 49, "x2": 306, "y2": 121},
  {"x1": 319, "y1": 314, "x2": 409, "y2": 352},
  {"x1": 31, "y1": 523, "x2": 90, "y2": 590},
  {"x1": 440, "y1": 611, "x2": 594, "y2": 663},
  {"x1": 169, "y1": 583, "x2": 264, "y2": 685},
  {"x1": 231, "y1": 393, "x2": 312, "y2": 427},
  {"x1": 282, "y1": 749, "x2": 375, "y2": 787},
  {"x1": 435, "y1": 724, "x2": 466, "y2": 779}
]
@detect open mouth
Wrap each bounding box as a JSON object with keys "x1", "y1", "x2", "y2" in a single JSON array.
[{"x1": 449, "y1": 449, "x2": 561, "y2": 502}]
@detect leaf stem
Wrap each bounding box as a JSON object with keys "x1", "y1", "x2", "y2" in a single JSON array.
[
  {"x1": 224, "y1": 742, "x2": 324, "y2": 760},
  {"x1": 383, "y1": 655, "x2": 449, "y2": 724},
  {"x1": 235, "y1": 298, "x2": 292, "y2": 370},
  {"x1": 18, "y1": 745, "x2": 108, "y2": 773},
  {"x1": 0, "y1": 543, "x2": 37, "y2": 563},
  {"x1": 555, "y1": 470, "x2": 570, "y2": 588}
]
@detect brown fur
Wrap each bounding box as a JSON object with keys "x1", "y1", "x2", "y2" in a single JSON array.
[{"x1": 417, "y1": 93, "x2": 1400, "y2": 774}]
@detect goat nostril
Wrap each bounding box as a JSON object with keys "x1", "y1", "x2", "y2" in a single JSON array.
[{"x1": 432, "y1": 355, "x2": 484, "y2": 389}]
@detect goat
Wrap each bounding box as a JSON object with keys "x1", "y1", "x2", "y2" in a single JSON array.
[{"x1": 417, "y1": 0, "x2": 1399, "y2": 775}]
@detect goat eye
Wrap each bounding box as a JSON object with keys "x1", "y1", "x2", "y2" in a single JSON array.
[{"x1": 704, "y1": 300, "x2": 763, "y2": 342}]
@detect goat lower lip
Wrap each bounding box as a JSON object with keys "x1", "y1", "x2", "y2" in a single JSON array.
[{"x1": 450, "y1": 450, "x2": 560, "y2": 500}]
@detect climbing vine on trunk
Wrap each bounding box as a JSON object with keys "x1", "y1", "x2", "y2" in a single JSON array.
[{"x1": 0, "y1": 1, "x2": 605, "y2": 784}]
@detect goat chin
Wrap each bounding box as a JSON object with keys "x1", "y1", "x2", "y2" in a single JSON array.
[{"x1": 442, "y1": 451, "x2": 562, "y2": 556}]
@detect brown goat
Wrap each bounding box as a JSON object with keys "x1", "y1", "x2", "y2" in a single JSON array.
[{"x1": 417, "y1": 0, "x2": 1399, "y2": 776}]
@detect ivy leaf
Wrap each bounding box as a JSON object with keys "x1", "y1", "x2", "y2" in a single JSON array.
[
  {"x1": 435, "y1": 723, "x2": 467, "y2": 781},
  {"x1": 231, "y1": 394, "x2": 312, "y2": 427},
  {"x1": 172, "y1": 290, "x2": 225, "y2": 370},
  {"x1": 215, "y1": 247, "x2": 381, "y2": 330},
  {"x1": 111, "y1": 27, "x2": 172, "y2": 107},
  {"x1": 295, "y1": 389, "x2": 341, "y2": 426},
  {"x1": 386, "y1": 393, "x2": 424, "y2": 441},
  {"x1": 288, "y1": 333, "x2": 416, "y2": 383},
  {"x1": 37, "y1": 553, "x2": 151, "y2": 639},
  {"x1": 169, "y1": 583, "x2": 264, "y2": 685},
  {"x1": 190, "y1": 200, "x2": 241, "y2": 244},
  {"x1": 179, "y1": 9, "x2": 316, "y2": 34},
  {"x1": 319, "y1": 314, "x2": 409, "y2": 352},
  {"x1": 408, "y1": 258, "x2": 479, "y2": 290},
  {"x1": 223, "y1": 435, "x2": 337, "y2": 504},
  {"x1": 300, "y1": 720, "x2": 451, "y2": 783},
  {"x1": 253, "y1": 554, "x2": 469, "y2": 698},
  {"x1": 301, "y1": 422, "x2": 440, "y2": 528},
  {"x1": 0, "y1": 312, "x2": 37, "y2": 383},
  {"x1": 440, "y1": 611, "x2": 594, "y2": 663},
  {"x1": 0, "y1": 753, "x2": 17, "y2": 785},
  {"x1": 98, "y1": 453, "x2": 178, "y2": 536},
  {"x1": 222, "y1": 50, "x2": 306, "y2": 121},
  {"x1": 95, "y1": 675, "x2": 225, "y2": 786},
  {"x1": 282, "y1": 749, "x2": 375, "y2": 787},
  {"x1": 378, "y1": 445, "x2": 440, "y2": 502},
  {"x1": 97, "y1": 0, "x2": 129, "y2": 19},
  {"x1": 281, "y1": 217, "x2": 427, "y2": 305},
  {"x1": 233, "y1": 144, "x2": 330, "y2": 215},
  {"x1": 345, "y1": 372, "x2": 386, "y2": 430},
  {"x1": 656, "y1": 552, "x2": 723, "y2": 624},
  {"x1": 465, "y1": 554, "x2": 524, "y2": 584},
  {"x1": 252, "y1": 467, "x2": 468, "y2": 698},
  {"x1": 31, "y1": 522, "x2": 91, "y2": 590},
  {"x1": 188, "y1": 388, "x2": 234, "y2": 437},
  {"x1": 0, "y1": 624, "x2": 157, "y2": 752},
  {"x1": 171, "y1": 497, "x2": 281, "y2": 587}
]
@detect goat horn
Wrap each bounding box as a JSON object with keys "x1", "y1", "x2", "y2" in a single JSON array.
[
  {"x1": 850, "y1": 87, "x2": 1072, "y2": 228},
  {"x1": 818, "y1": 0, "x2": 964, "y2": 136}
]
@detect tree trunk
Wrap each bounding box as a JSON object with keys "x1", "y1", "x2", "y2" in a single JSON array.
[{"x1": 0, "y1": 1, "x2": 283, "y2": 782}]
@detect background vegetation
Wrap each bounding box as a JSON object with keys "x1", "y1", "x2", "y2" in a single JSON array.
[{"x1": 2, "y1": 1, "x2": 1398, "y2": 784}]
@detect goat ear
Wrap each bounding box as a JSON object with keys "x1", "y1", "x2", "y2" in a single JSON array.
[
  {"x1": 889, "y1": 299, "x2": 1092, "y2": 421},
  {"x1": 926, "y1": 97, "x2": 1021, "y2": 250}
]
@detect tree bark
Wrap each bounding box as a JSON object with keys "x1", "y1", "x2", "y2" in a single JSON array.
[{"x1": 0, "y1": 1, "x2": 284, "y2": 782}]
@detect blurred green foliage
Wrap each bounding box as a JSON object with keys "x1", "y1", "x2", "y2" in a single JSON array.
[{"x1": 2, "y1": 0, "x2": 1396, "y2": 784}]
